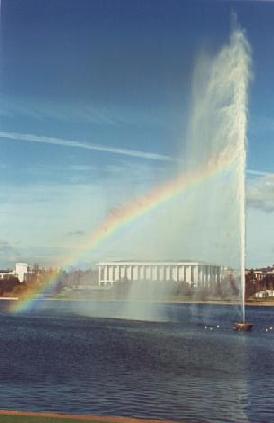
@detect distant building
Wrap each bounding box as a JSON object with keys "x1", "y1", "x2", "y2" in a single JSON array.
[
  {"x1": 0, "y1": 263, "x2": 29, "y2": 283},
  {"x1": 253, "y1": 270, "x2": 264, "y2": 281},
  {"x1": 97, "y1": 260, "x2": 223, "y2": 288},
  {"x1": 246, "y1": 265, "x2": 274, "y2": 298},
  {"x1": 15, "y1": 263, "x2": 29, "y2": 283},
  {"x1": 0, "y1": 269, "x2": 15, "y2": 280},
  {"x1": 255, "y1": 290, "x2": 274, "y2": 298}
]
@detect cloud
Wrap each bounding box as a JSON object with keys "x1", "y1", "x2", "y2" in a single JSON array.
[
  {"x1": 0, "y1": 98, "x2": 119, "y2": 126},
  {"x1": 0, "y1": 158, "x2": 162, "y2": 265},
  {"x1": 247, "y1": 169, "x2": 274, "y2": 177},
  {"x1": 0, "y1": 240, "x2": 14, "y2": 252},
  {"x1": 0, "y1": 130, "x2": 172, "y2": 162},
  {"x1": 247, "y1": 174, "x2": 274, "y2": 212},
  {"x1": 66, "y1": 230, "x2": 85, "y2": 237},
  {"x1": 0, "y1": 240, "x2": 21, "y2": 265},
  {"x1": 0, "y1": 95, "x2": 169, "y2": 128}
]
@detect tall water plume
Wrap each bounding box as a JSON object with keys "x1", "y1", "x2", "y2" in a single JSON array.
[
  {"x1": 185, "y1": 25, "x2": 251, "y2": 320},
  {"x1": 73, "y1": 24, "x2": 251, "y2": 323},
  {"x1": 112, "y1": 24, "x2": 252, "y2": 322}
]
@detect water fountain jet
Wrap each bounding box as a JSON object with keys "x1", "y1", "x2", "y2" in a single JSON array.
[{"x1": 185, "y1": 22, "x2": 253, "y2": 330}]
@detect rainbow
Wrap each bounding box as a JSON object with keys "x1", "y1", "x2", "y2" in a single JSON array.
[{"x1": 9, "y1": 147, "x2": 237, "y2": 313}]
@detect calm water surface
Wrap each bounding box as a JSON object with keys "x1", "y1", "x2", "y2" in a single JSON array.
[{"x1": 0, "y1": 301, "x2": 273, "y2": 423}]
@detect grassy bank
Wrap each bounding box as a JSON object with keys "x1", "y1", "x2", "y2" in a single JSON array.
[
  {"x1": 0, "y1": 412, "x2": 175, "y2": 423},
  {"x1": 0, "y1": 416, "x2": 99, "y2": 423}
]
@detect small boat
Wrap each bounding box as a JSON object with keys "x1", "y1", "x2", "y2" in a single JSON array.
[{"x1": 233, "y1": 322, "x2": 254, "y2": 331}]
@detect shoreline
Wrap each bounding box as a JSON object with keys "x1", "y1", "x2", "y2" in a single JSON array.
[
  {"x1": 0, "y1": 410, "x2": 177, "y2": 423},
  {"x1": 0, "y1": 297, "x2": 18, "y2": 301},
  {"x1": 1, "y1": 296, "x2": 274, "y2": 307}
]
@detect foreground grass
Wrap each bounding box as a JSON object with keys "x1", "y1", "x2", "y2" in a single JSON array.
[
  {"x1": 0, "y1": 418, "x2": 82, "y2": 423},
  {"x1": 0, "y1": 413, "x2": 171, "y2": 423},
  {"x1": 0, "y1": 417, "x2": 102, "y2": 423}
]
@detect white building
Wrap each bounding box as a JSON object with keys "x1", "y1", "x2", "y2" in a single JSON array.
[
  {"x1": 0, "y1": 269, "x2": 15, "y2": 279},
  {"x1": 255, "y1": 290, "x2": 274, "y2": 298},
  {"x1": 15, "y1": 263, "x2": 28, "y2": 283},
  {"x1": 97, "y1": 261, "x2": 223, "y2": 288},
  {"x1": 0, "y1": 263, "x2": 29, "y2": 283}
]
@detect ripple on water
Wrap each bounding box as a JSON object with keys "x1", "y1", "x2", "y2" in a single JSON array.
[{"x1": 0, "y1": 303, "x2": 273, "y2": 423}]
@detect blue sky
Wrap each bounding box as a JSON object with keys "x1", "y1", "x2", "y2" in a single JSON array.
[{"x1": 0, "y1": 0, "x2": 274, "y2": 268}]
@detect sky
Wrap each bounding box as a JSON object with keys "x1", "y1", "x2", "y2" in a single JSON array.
[{"x1": 0, "y1": 0, "x2": 274, "y2": 268}]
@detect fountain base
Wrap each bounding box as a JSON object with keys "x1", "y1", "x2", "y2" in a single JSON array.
[{"x1": 233, "y1": 322, "x2": 254, "y2": 332}]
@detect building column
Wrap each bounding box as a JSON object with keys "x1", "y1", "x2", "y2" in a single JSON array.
[
  {"x1": 109, "y1": 265, "x2": 114, "y2": 285},
  {"x1": 184, "y1": 266, "x2": 187, "y2": 283},
  {"x1": 206, "y1": 265, "x2": 210, "y2": 287},
  {"x1": 156, "y1": 265, "x2": 160, "y2": 281},
  {"x1": 143, "y1": 265, "x2": 147, "y2": 280},
  {"x1": 216, "y1": 267, "x2": 220, "y2": 285},
  {"x1": 191, "y1": 265, "x2": 195, "y2": 286},
  {"x1": 171, "y1": 266, "x2": 176, "y2": 281},
  {"x1": 198, "y1": 265, "x2": 201, "y2": 287},
  {"x1": 159, "y1": 266, "x2": 163, "y2": 281},
  {"x1": 213, "y1": 267, "x2": 217, "y2": 286},
  {"x1": 190, "y1": 265, "x2": 194, "y2": 287},
  {"x1": 179, "y1": 265, "x2": 184, "y2": 282},
  {"x1": 143, "y1": 266, "x2": 147, "y2": 280},
  {"x1": 114, "y1": 266, "x2": 118, "y2": 282},
  {"x1": 167, "y1": 265, "x2": 171, "y2": 281},
  {"x1": 202, "y1": 265, "x2": 206, "y2": 288},
  {"x1": 208, "y1": 266, "x2": 212, "y2": 288},
  {"x1": 153, "y1": 265, "x2": 158, "y2": 281},
  {"x1": 133, "y1": 265, "x2": 138, "y2": 281},
  {"x1": 194, "y1": 265, "x2": 199, "y2": 287},
  {"x1": 126, "y1": 265, "x2": 130, "y2": 281},
  {"x1": 98, "y1": 266, "x2": 102, "y2": 285}
]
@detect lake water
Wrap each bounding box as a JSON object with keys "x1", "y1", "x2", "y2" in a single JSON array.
[{"x1": 0, "y1": 301, "x2": 273, "y2": 423}]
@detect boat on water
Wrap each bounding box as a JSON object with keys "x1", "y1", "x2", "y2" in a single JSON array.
[{"x1": 233, "y1": 322, "x2": 254, "y2": 331}]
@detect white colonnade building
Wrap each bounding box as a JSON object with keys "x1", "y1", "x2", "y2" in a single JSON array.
[{"x1": 97, "y1": 261, "x2": 223, "y2": 289}]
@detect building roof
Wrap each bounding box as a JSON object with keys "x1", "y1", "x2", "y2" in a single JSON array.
[{"x1": 97, "y1": 260, "x2": 220, "y2": 266}]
